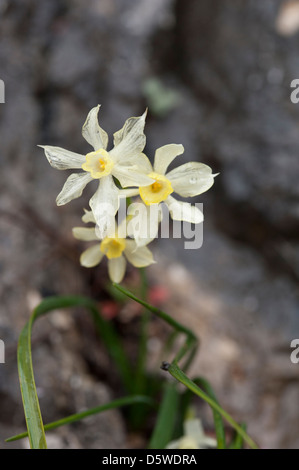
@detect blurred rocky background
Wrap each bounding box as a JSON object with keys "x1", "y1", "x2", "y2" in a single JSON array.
[{"x1": 1, "y1": 0, "x2": 299, "y2": 449}]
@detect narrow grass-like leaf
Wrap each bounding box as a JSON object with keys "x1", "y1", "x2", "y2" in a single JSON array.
[
  {"x1": 112, "y1": 283, "x2": 254, "y2": 449},
  {"x1": 18, "y1": 321, "x2": 47, "y2": 449},
  {"x1": 167, "y1": 362, "x2": 259, "y2": 449},
  {"x1": 194, "y1": 377, "x2": 226, "y2": 449},
  {"x1": 6, "y1": 395, "x2": 154, "y2": 443},
  {"x1": 17, "y1": 295, "x2": 133, "y2": 449},
  {"x1": 182, "y1": 342, "x2": 198, "y2": 372},
  {"x1": 160, "y1": 330, "x2": 180, "y2": 360},
  {"x1": 229, "y1": 423, "x2": 247, "y2": 449},
  {"x1": 148, "y1": 382, "x2": 179, "y2": 449}
]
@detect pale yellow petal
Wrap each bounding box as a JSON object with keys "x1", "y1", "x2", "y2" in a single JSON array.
[
  {"x1": 184, "y1": 419, "x2": 204, "y2": 440},
  {"x1": 112, "y1": 152, "x2": 153, "y2": 187},
  {"x1": 81, "y1": 105, "x2": 109, "y2": 151},
  {"x1": 127, "y1": 202, "x2": 161, "y2": 246},
  {"x1": 166, "y1": 196, "x2": 204, "y2": 224},
  {"x1": 166, "y1": 162, "x2": 215, "y2": 197},
  {"x1": 108, "y1": 256, "x2": 126, "y2": 283},
  {"x1": 82, "y1": 209, "x2": 96, "y2": 224},
  {"x1": 124, "y1": 240, "x2": 156, "y2": 267},
  {"x1": 110, "y1": 110, "x2": 147, "y2": 163},
  {"x1": 118, "y1": 188, "x2": 140, "y2": 199},
  {"x1": 113, "y1": 167, "x2": 154, "y2": 188},
  {"x1": 80, "y1": 244, "x2": 103, "y2": 267},
  {"x1": 56, "y1": 172, "x2": 93, "y2": 206},
  {"x1": 176, "y1": 437, "x2": 199, "y2": 449},
  {"x1": 153, "y1": 144, "x2": 184, "y2": 175},
  {"x1": 184, "y1": 419, "x2": 217, "y2": 448},
  {"x1": 72, "y1": 227, "x2": 98, "y2": 241},
  {"x1": 89, "y1": 176, "x2": 119, "y2": 239},
  {"x1": 39, "y1": 145, "x2": 85, "y2": 170}
]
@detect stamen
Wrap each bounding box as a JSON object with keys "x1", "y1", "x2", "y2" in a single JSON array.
[
  {"x1": 151, "y1": 181, "x2": 162, "y2": 192},
  {"x1": 98, "y1": 158, "x2": 106, "y2": 171}
]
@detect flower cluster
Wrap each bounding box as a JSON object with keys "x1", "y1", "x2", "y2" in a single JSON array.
[{"x1": 40, "y1": 105, "x2": 217, "y2": 282}]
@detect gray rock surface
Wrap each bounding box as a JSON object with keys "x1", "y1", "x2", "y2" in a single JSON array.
[
  {"x1": 0, "y1": 0, "x2": 298, "y2": 449},
  {"x1": 172, "y1": 0, "x2": 299, "y2": 229}
]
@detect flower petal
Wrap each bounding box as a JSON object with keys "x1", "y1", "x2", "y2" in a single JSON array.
[
  {"x1": 201, "y1": 436, "x2": 218, "y2": 448},
  {"x1": 166, "y1": 162, "x2": 215, "y2": 197},
  {"x1": 82, "y1": 209, "x2": 96, "y2": 224},
  {"x1": 120, "y1": 151, "x2": 152, "y2": 170},
  {"x1": 118, "y1": 188, "x2": 140, "y2": 199},
  {"x1": 124, "y1": 239, "x2": 155, "y2": 267},
  {"x1": 127, "y1": 202, "x2": 161, "y2": 246},
  {"x1": 184, "y1": 419, "x2": 216, "y2": 448},
  {"x1": 56, "y1": 172, "x2": 93, "y2": 206},
  {"x1": 166, "y1": 196, "x2": 204, "y2": 223},
  {"x1": 108, "y1": 256, "x2": 126, "y2": 283},
  {"x1": 184, "y1": 419, "x2": 204, "y2": 440},
  {"x1": 72, "y1": 227, "x2": 98, "y2": 241},
  {"x1": 110, "y1": 110, "x2": 147, "y2": 163},
  {"x1": 39, "y1": 145, "x2": 85, "y2": 170},
  {"x1": 114, "y1": 151, "x2": 152, "y2": 177},
  {"x1": 89, "y1": 175, "x2": 120, "y2": 239},
  {"x1": 80, "y1": 243, "x2": 103, "y2": 267},
  {"x1": 153, "y1": 144, "x2": 184, "y2": 175},
  {"x1": 113, "y1": 157, "x2": 154, "y2": 187},
  {"x1": 81, "y1": 105, "x2": 109, "y2": 151}
]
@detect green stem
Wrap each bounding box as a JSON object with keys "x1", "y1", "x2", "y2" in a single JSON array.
[
  {"x1": 113, "y1": 283, "x2": 195, "y2": 340},
  {"x1": 113, "y1": 283, "x2": 198, "y2": 366},
  {"x1": 129, "y1": 269, "x2": 151, "y2": 428},
  {"x1": 134, "y1": 268, "x2": 150, "y2": 393}
]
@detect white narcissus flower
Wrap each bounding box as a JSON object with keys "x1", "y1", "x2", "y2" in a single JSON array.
[
  {"x1": 166, "y1": 418, "x2": 217, "y2": 449},
  {"x1": 122, "y1": 143, "x2": 218, "y2": 244},
  {"x1": 39, "y1": 105, "x2": 154, "y2": 238},
  {"x1": 72, "y1": 211, "x2": 156, "y2": 283}
]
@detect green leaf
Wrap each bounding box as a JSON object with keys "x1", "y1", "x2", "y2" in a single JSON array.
[
  {"x1": 129, "y1": 268, "x2": 151, "y2": 429},
  {"x1": 6, "y1": 395, "x2": 154, "y2": 443},
  {"x1": 148, "y1": 382, "x2": 179, "y2": 449},
  {"x1": 194, "y1": 377, "x2": 226, "y2": 449},
  {"x1": 18, "y1": 320, "x2": 47, "y2": 449},
  {"x1": 229, "y1": 422, "x2": 247, "y2": 449},
  {"x1": 167, "y1": 362, "x2": 259, "y2": 450},
  {"x1": 16, "y1": 295, "x2": 133, "y2": 449}
]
